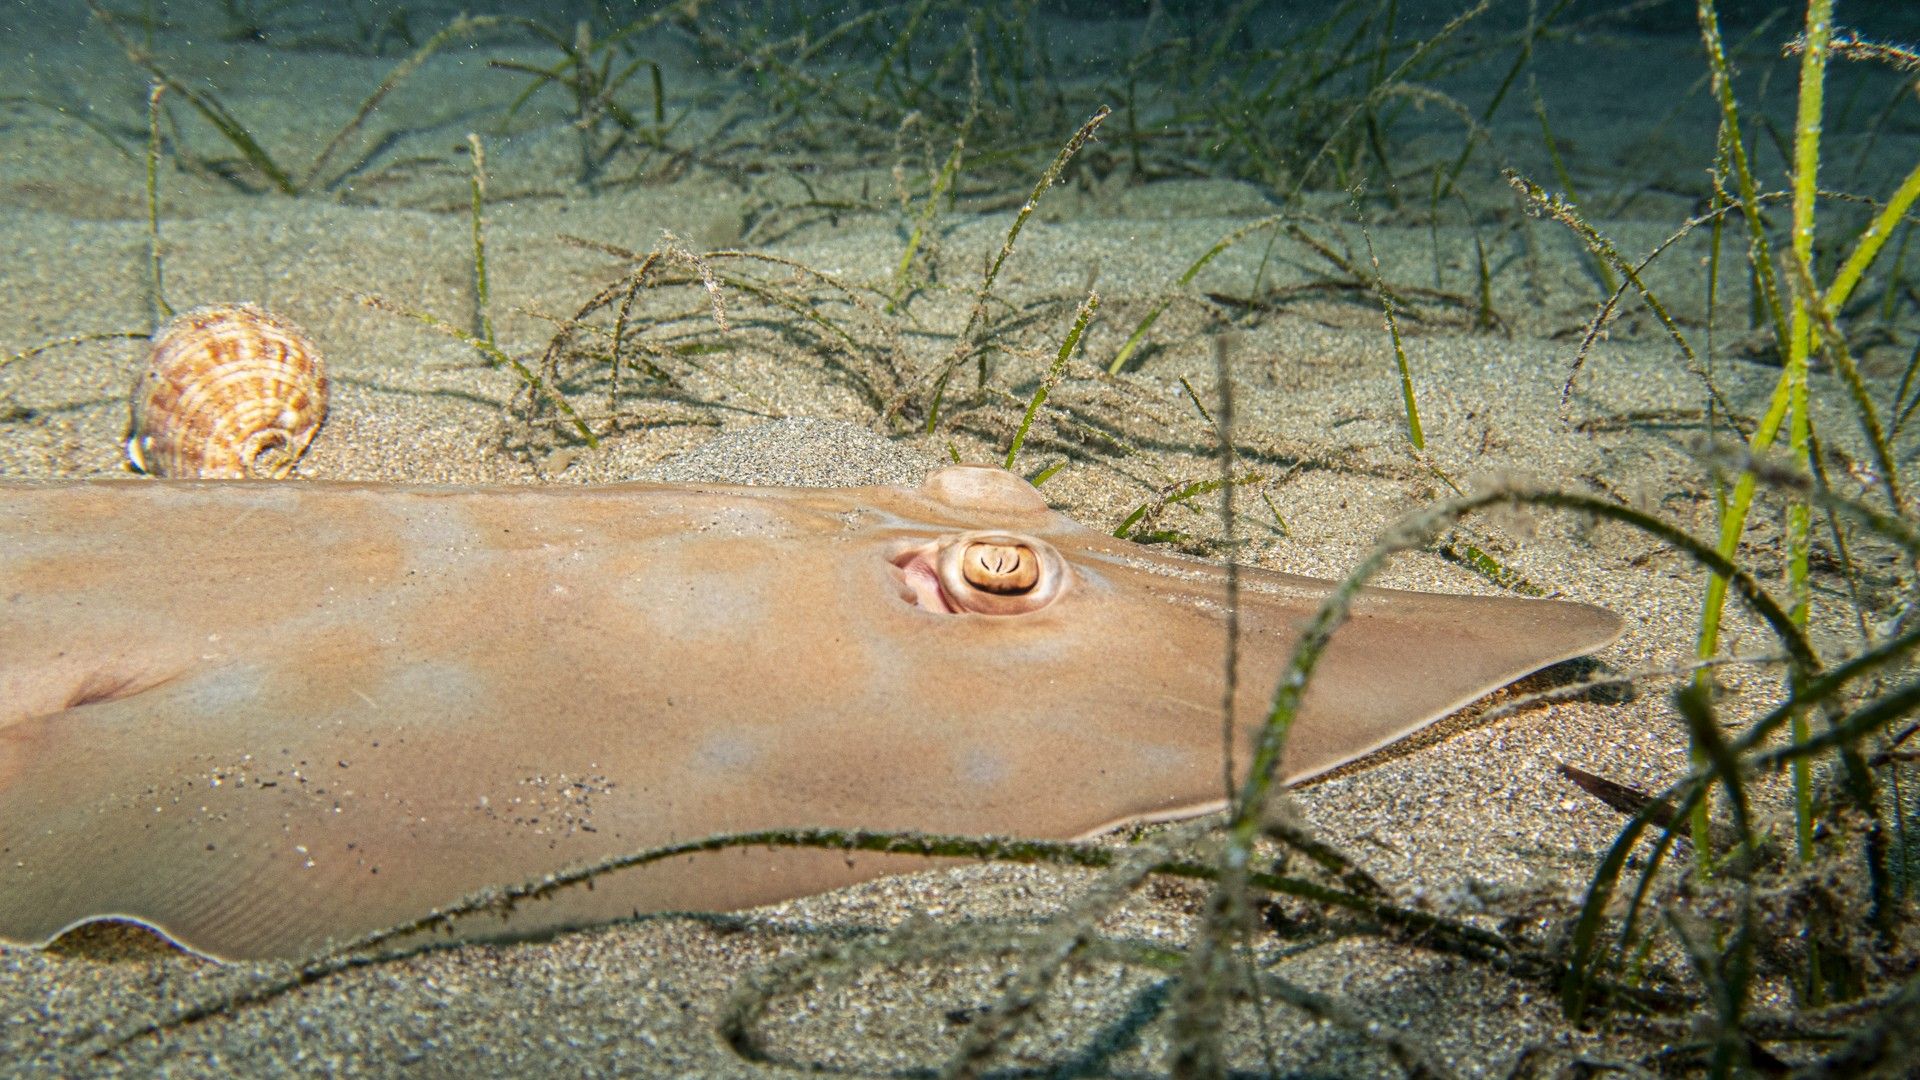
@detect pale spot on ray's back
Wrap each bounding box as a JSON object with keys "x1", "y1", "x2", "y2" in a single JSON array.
[
  {"x1": 612, "y1": 539, "x2": 780, "y2": 641},
  {"x1": 695, "y1": 733, "x2": 761, "y2": 773},
  {"x1": 368, "y1": 661, "x2": 490, "y2": 725},
  {"x1": 178, "y1": 663, "x2": 271, "y2": 715},
  {"x1": 956, "y1": 747, "x2": 1011, "y2": 789}
]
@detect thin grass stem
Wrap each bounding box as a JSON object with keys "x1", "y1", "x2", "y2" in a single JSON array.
[
  {"x1": 87, "y1": 0, "x2": 296, "y2": 194},
  {"x1": 905, "y1": 105, "x2": 1108, "y2": 430},
  {"x1": 1362, "y1": 222, "x2": 1423, "y2": 449},
  {"x1": 467, "y1": 134, "x2": 493, "y2": 346},
  {"x1": 1107, "y1": 214, "x2": 1280, "y2": 375},
  {"x1": 299, "y1": 14, "x2": 500, "y2": 192},
  {"x1": 2, "y1": 331, "x2": 149, "y2": 371},
  {"x1": 359, "y1": 295, "x2": 597, "y2": 447},
  {"x1": 1825, "y1": 159, "x2": 1920, "y2": 313},
  {"x1": 144, "y1": 81, "x2": 169, "y2": 328},
  {"x1": 1004, "y1": 291, "x2": 1096, "y2": 470}
]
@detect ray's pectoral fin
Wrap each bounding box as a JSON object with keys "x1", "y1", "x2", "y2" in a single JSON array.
[
  {"x1": 0, "y1": 666, "x2": 373, "y2": 960},
  {"x1": 0, "y1": 658, "x2": 195, "y2": 809}
]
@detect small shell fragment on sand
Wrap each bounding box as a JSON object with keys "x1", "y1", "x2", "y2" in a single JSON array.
[{"x1": 126, "y1": 303, "x2": 329, "y2": 479}]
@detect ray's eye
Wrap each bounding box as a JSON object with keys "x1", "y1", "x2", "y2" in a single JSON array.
[
  {"x1": 893, "y1": 531, "x2": 1070, "y2": 615},
  {"x1": 961, "y1": 541, "x2": 1038, "y2": 594}
]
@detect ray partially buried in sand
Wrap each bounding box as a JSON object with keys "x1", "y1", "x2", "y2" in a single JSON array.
[{"x1": 0, "y1": 466, "x2": 1618, "y2": 962}]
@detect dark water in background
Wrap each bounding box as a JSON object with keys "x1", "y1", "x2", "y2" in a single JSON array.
[
  {"x1": 2, "y1": 0, "x2": 1918, "y2": 405},
  {"x1": 0, "y1": 0, "x2": 1914, "y2": 446},
  {"x1": 1, "y1": 0, "x2": 1916, "y2": 217}
]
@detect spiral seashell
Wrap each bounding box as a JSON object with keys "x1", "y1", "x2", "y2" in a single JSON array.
[{"x1": 126, "y1": 303, "x2": 329, "y2": 479}]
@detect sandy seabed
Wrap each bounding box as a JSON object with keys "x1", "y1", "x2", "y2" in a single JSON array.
[{"x1": 2, "y1": 1, "x2": 1917, "y2": 1075}]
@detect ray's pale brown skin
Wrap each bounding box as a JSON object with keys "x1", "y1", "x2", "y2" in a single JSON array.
[{"x1": 0, "y1": 466, "x2": 1621, "y2": 961}]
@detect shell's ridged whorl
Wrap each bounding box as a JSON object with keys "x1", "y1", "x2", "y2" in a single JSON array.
[{"x1": 127, "y1": 303, "x2": 329, "y2": 479}]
